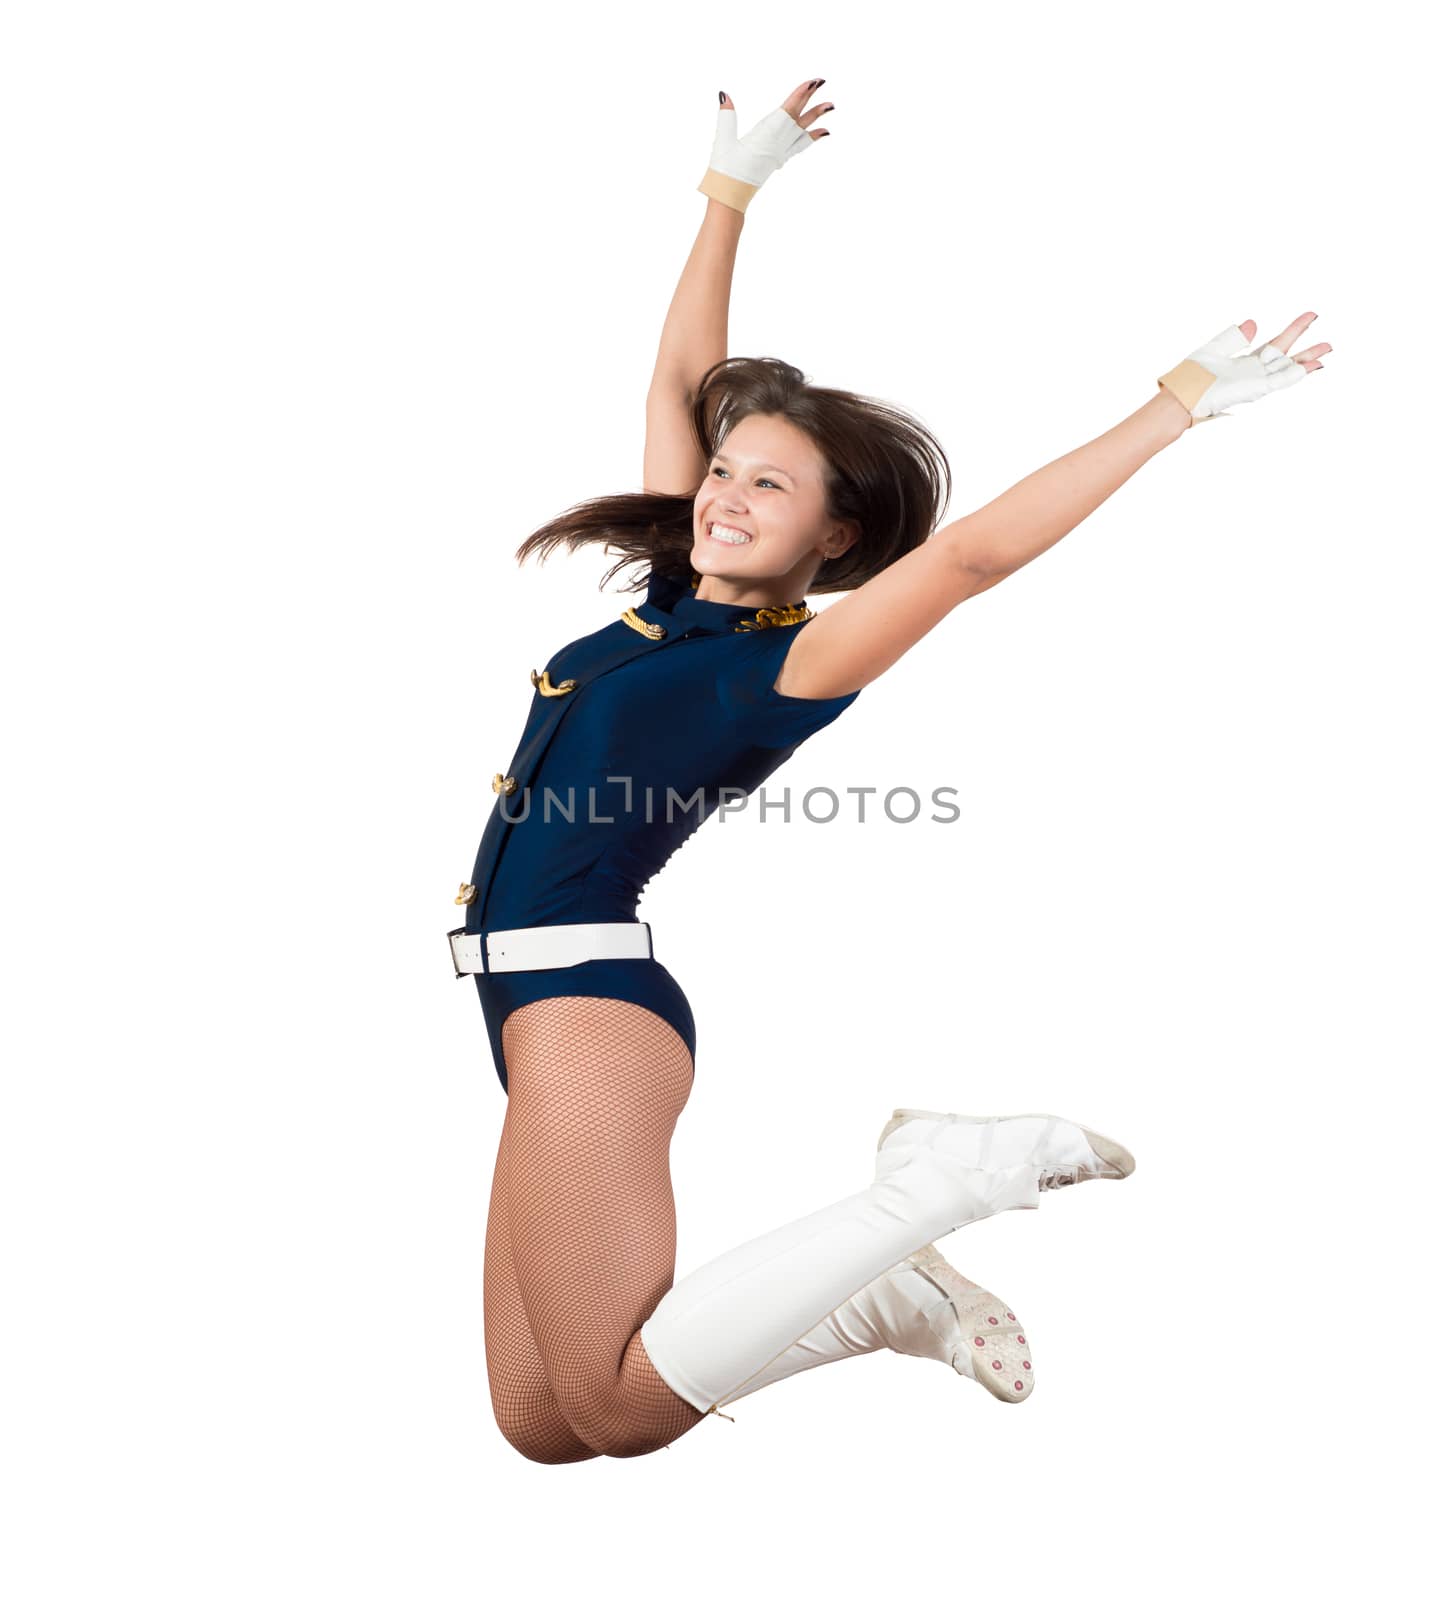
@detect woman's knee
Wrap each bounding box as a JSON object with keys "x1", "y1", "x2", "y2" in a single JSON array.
[
  {"x1": 550, "y1": 1349, "x2": 698, "y2": 1458},
  {"x1": 554, "y1": 1392, "x2": 676, "y2": 1459},
  {"x1": 489, "y1": 1384, "x2": 603, "y2": 1465}
]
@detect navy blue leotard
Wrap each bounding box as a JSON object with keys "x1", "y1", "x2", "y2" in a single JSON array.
[{"x1": 461, "y1": 566, "x2": 861, "y2": 1094}]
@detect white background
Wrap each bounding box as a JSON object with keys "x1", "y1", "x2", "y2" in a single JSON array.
[{"x1": 3, "y1": 1, "x2": 1445, "y2": 1595}]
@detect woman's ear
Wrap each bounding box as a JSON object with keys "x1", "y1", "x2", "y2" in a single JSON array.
[{"x1": 823, "y1": 521, "x2": 861, "y2": 560}]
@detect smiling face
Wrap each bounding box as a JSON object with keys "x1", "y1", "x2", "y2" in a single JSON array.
[{"x1": 691, "y1": 413, "x2": 858, "y2": 606}]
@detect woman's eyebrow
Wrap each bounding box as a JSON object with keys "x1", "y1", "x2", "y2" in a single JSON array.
[{"x1": 712, "y1": 452, "x2": 795, "y2": 483}]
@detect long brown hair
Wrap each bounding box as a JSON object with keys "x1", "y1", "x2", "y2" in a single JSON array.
[{"x1": 513, "y1": 356, "x2": 952, "y2": 596}]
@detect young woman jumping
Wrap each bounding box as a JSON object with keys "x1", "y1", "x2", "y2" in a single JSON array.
[{"x1": 449, "y1": 77, "x2": 1331, "y2": 1463}]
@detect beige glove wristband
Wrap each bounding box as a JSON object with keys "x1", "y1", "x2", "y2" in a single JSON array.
[
  {"x1": 1157, "y1": 359, "x2": 1218, "y2": 428},
  {"x1": 699, "y1": 168, "x2": 764, "y2": 212}
]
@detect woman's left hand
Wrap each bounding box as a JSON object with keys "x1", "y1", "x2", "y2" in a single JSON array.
[{"x1": 1159, "y1": 312, "x2": 1333, "y2": 424}]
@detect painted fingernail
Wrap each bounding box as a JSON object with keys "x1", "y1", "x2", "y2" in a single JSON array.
[{"x1": 719, "y1": 91, "x2": 726, "y2": 105}]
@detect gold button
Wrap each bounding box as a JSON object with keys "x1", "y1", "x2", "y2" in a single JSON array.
[
  {"x1": 492, "y1": 773, "x2": 517, "y2": 796},
  {"x1": 530, "y1": 668, "x2": 577, "y2": 696},
  {"x1": 454, "y1": 882, "x2": 478, "y2": 906}
]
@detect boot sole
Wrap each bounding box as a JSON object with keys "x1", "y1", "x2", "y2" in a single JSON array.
[
  {"x1": 877, "y1": 1107, "x2": 1136, "y2": 1180},
  {"x1": 906, "y1": 1243, "x2": 1035, "y2": 1403}
]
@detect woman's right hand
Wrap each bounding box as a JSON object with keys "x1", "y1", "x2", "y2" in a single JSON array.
[
  {"x1": 698, "y1": 79, "x2": 834, "y2": 214},
  {"x1": 1158, "y1": 313, "x2": 1332, "y2": 425}
]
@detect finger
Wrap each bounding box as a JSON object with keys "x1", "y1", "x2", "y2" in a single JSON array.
[
  {"x1": 1267, "y1": 311, "x2": 1317, "y2": 355},
  {"x1": 719, "y1": 90, "x2": 733, "y2": 110},
  {"x1": 797, "y1": 97, "x2": 835, "y2": 128},
  {"x1": 782, "y1": 77, "x2": 825, "y2": 116}
]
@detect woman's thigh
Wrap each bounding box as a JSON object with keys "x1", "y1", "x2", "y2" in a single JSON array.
[
  {"x1": 499, "y1": 995, "x2": 700, "y2": 1447},
  {"x1": 483, "y1": 1110, "x2": 602, "y2": 1464}
]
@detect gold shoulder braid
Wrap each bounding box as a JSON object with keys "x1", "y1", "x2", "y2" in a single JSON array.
[
  {"x1": 688, "y1": 571, "x2": 814, "y2": 631},
  {"x1": 733, "y1": 602, "x2": 813, "y2": 631},
  {"x1": 621, "y1": 608, "x2": 665, "y2": 639},
  {"x1": 623, "y1": 579, "x2": 812, "y2": 637}
]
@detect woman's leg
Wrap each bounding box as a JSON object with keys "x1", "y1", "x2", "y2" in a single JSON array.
[
  {"x1": 483, "y1": 1110, "x2": 602, "y2": 1463},
  {"x1": 499, "y1": 994, "x2": 1116, "y2": 1450},
  {"x1": 500, "y1": 995, "x2": 707, "y2": 1457}
]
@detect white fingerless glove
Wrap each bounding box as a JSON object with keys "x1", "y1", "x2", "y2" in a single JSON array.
[
  {"x1": 1158, "y1": 323, "x2": 1306, "y2": 426},
  {"x1": 698, "y1": 104, "x2": 816, "y2": 213}
]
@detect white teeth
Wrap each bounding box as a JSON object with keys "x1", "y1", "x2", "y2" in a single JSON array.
[{"x1": 709, "y1": 523, "x2": 751, "y2": 545}]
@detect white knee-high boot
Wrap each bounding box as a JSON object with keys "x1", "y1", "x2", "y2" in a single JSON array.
[
  {"x1": 709, "y1": 1241, "x2": 1037, "y2": 1411},
  {"x1": 639, "y1": 1111, "x2": 1131, "y2": 1416}
]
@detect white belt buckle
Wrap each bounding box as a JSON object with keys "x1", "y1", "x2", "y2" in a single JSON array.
[{"x1": 448, "y1": 925, "x2": 483, "y2": 978}]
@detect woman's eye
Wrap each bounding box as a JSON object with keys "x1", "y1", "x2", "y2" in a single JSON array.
[{"x1": 711, "y1": 466, "x2": 777, "y2": 489}]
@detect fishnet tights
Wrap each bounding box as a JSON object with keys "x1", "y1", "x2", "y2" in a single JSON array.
[{"x1": 483, "y1": 995, "x2": 707, "y2": 1461}]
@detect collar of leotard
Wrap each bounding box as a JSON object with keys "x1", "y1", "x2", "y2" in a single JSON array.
[{"x1": 625, "y1": 567, "x2": 814, "y2": 638}]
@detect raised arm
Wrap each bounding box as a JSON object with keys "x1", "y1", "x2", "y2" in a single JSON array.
[
  {"x1": 643, "y1": 198, "x2": 745, "y2": 492},
  {"x1": 780, "y1": 313, "x2": 1330, "y2": 701},
  {"x1": 644, "y1": 82, "x2": 831, "y2": 495}
]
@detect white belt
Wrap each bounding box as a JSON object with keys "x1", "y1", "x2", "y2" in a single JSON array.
[{"x1": 448, "y1": 920, "x2": 653, "y2": 977}]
